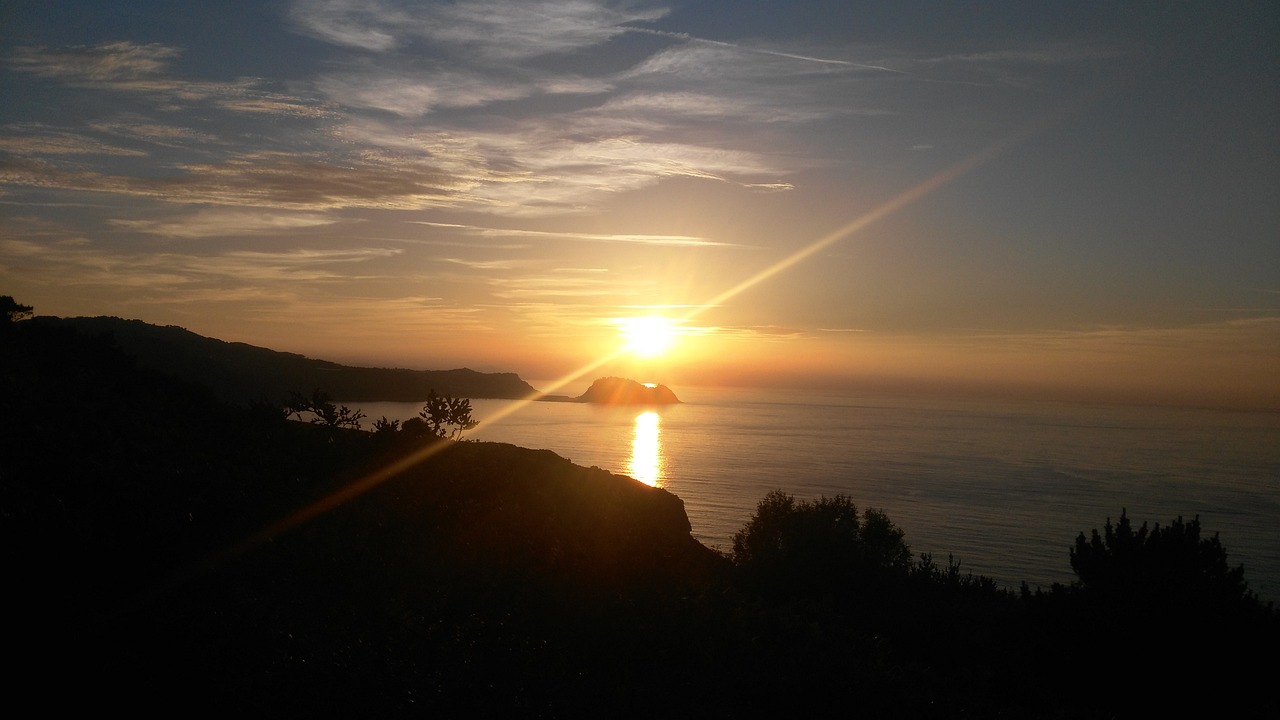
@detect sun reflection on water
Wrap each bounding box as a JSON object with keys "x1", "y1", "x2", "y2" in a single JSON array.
[{"x1": 628, "y1": 411, "x2": 662, "y2": 487}]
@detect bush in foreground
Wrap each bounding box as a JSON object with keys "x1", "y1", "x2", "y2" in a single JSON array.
[{"x1": 730, "y1": 490, "x2": 913, "y2": 601}]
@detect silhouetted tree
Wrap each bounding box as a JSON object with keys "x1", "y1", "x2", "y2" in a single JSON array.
[
  {"x1": 244, "y1": 395, "x2": 292, "y2": 428},
  {"x1": 913, "y1": 552, "x2": 1003, "y2": 592},
  {"x1": 420, "y1": 389, "x2": 478, "y2": 440},
  {"x1": 1, "y1": 295, "x2": 33, "y2": 327},
  {"x1": 731, "y1": 490, "x2": 911, "y2": 599},
  {"x1": 400, "y1": 416, "x2": 432, "y2": 438},
  {"x1": 1069, "y1": 508, "x2": 1257, "y2": 611},
  {"x1": 286, "y1": 389, "x2": 365, "y2": 429}
]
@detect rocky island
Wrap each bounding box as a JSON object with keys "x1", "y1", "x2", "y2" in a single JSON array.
[{"x1": 540, "y1": 376, "x2": 681, "y2": 404}]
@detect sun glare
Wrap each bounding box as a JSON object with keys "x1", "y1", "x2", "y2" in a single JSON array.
[{"x1": 619, "y1": 315, "x2": 676, "y2": 358}]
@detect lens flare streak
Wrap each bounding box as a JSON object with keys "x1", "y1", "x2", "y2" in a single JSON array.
[{"x1": 195, "y1": 115, "x2": 1055, "y2": 577}]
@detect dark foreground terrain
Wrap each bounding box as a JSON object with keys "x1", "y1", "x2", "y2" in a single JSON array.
[{"x1": 3, "y1": 314, "x2": 1276, "y2": 717}]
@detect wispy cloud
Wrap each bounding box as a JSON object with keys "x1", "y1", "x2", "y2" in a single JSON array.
[
  {"x1": 7, "y1": 42, "x2": 327, "y2": 117},
  {"x1": 0, "y1": 234, "x2": 400, "y2": 287},
  {"x1": 629, "y1": 27, "x2": 905, "y2": 72},
  {"x1": 721, "y1": 324, "x2": 810, "y2": 340},
  {"x1": 0, "y1": 152, "x2": 466, "y2": 210},
  {"x1": 89, "y1": 120, "x2": 222, "y2": 146},
  {"x1": 316, "y1": 65, "x2": 532, "y2": 117},
  {"x1": 917, "y1": 42, "x2": 1128, "y2": 67},
  {"x1": 0, "y1": 126, "x2": 148, "y2": 157},
  {"x1": 438, "y1": 256, "x2": 526, "y2": 271},
  {"x1": 489, "y1": 270, "x2": 633, "y2": 300},
  {"x1": 409, "y1": 221, "x2": 732, "y2": 247},
  {"x1": 290, "y1": 0, "x2": 668, "y2": 58},
  {"x1": 109, "y1": 209, "x2": 340, "y2": 238},
  {"x1": 7, "y1": 41, "x2": 181, "y2": 82}
]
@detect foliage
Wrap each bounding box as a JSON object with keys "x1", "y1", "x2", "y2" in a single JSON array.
[
  {"x1": 913, "y1": 552, "x2": 1003, "y2": 593},
  {"x1": 731, "y1": 490, "x2": 912, "y2": 598},
  {"x1": 1068, "y1": 508, "x2": 1257, "y2": 610},
  {"x1": 372, "y1": 416, "x2": 401, "y2": 434},
  {"x1": 1, "y1": 295, "x2": 34, "y2": 331},
  {"x1": 286, "y1": 389, "x2": 366, "y2": 429},
  {"x1": 419, "y1": 389, "x2": 479, "y2": 440},
  {"x1": 244, "y1": 396, "x2": 292, "y2": 427},
  {"x1": 400, "y1": 416, "x2": 432, "y2": 438}
]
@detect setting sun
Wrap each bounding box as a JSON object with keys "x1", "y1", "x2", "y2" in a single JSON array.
[{"x1": 618, "y1": 316, "x2": 677, "y2": 358}]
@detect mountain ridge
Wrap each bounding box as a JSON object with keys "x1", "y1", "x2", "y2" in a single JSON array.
[{"x1": 30, "y1": 315, "x2": 539, "y2": 403}]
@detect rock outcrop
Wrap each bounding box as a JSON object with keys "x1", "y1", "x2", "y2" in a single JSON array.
[{"x1": 574, "y1": 376, "x2": 681, "y2": 404}]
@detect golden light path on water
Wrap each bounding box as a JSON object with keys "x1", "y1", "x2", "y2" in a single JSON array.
[
  {"x1": 628, "y1": 411, "x2": 662, "y2": 487},
  {"x1": 189, "y1": 109, "x2": 1072, "y2": 582}
]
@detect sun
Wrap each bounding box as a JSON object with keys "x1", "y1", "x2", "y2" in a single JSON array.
[{"x1": 618, "y1": 315, "x2": 676, "y2": 358}]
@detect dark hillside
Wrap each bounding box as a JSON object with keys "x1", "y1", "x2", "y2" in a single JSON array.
[
  {"x1": 1, "y1": 320, "x2": 723, "y2": 714},
  {"x1": 30, "y1": 315, "x2": 538, "y2": 402}
]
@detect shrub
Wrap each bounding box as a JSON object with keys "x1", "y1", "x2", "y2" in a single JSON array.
[
  {"x1": 1069, "y1": 508, "x2": 1257, "y2": 612},
  {"x1": 286, "y1": 389, "x2": 365, "y2": 429},
  {"x1": 731, "y1": 490, "x2": 911, "y2": 599},
  {"x1": 420, "y1": 389, "x2": 479, "y2": 440}
]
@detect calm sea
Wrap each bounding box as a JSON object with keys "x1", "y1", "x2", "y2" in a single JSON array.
[{"x1": 354, "y1": 386, "x2": 1280, "y2": 601}]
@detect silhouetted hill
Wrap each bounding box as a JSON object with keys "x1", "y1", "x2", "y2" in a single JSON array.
[
  {"x1": 574, "y1": 376, "x2": 681, "y2": 404},
  {"x1": 2, "y1": 318, "x2": 724, "y2": 713},
  {"x1": 30, "y1": 315, "x2": 538, "y2": 402}
]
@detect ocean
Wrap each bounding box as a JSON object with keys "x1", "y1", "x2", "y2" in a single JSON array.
[{"x1": 354, "y1": 386, "x2": 1280, "y2": 601}]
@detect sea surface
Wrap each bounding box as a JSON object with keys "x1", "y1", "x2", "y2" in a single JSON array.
[{"x1": 354, "y1": 386, "x2": 1280, "y2": 601}]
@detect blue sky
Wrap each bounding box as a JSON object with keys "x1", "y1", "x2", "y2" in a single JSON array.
[{"x1": 2, "y1": 1, "x2": 1277, "y2": 407}]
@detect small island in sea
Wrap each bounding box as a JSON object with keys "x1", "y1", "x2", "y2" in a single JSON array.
[{"x1": 539, "y1": 376, "x2": 681, "y2": 404}]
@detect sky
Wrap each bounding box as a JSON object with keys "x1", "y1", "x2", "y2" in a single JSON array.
[{"x1": 2, "y1": 1, "x2": 1277, "y2": 409}]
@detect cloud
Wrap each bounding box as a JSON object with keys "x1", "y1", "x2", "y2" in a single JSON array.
[
  {"x1": 623, "y1": 41, "x2": 852, "y2": 83},
  {"x1": 0, "y1": 152, "x2": 466, "y2": 210},
  {"x1": 290, "y1": 0, "x2": 668, "y2": 58},
  {"x1": 409, "y1": 221, "x2": 731, "y2": 247},
  {"x1": 327, "y1": 108, "x2": 794, "y2": 213},
  {"x1": 288, "y1": 1, "x2": 403, "y2": 51},
  {"x1": 489, "y1": 271, "x2": 631, "y2": 300},
  {"x1": 89, "y1": 121, "x2": 221, "y2": 146},
  {"x1": 7, "y1": 42, "x2": 327, "y2": 118},
  {"x1": 438, "y1": 257, "x2": 526, "y2": 271},
  {"x1": 457, "y1": 133, "x2": 788, "y2": 214},
  {"x1": 316, "y1": 66, "x2": 532, "y2": 117},
  {"x1": 108, "y1": 209, "x2": 340, "y2": 238},
  {"x1": 0, "y1": 231, "x2": 404, "y2": 293},
  {"x1": 0, "y1": 126, "x2": 148, "y2": 157},
  {"x1": 7, "y1": 41, "x2": 181, "y2": 82},
  {"x1": 917, "y1": 42, "x2": 1128, "y2": 67},
  {"x1": 613, "y1": 41, "x2": 897, "y2": 129},
  {"x1": 2, "y1": 4, "x2": 1122, "y2": 226},
  {"x1": 2, "y1": 130, "x2": 783, "y2": 214},
  {"x1": 725, "y1": 325, "x2": 810, "y2": 339},
  {"x1": 596, "y1": 91, "x2": 830, "y2": 124},
  {"x1": 630, "y1": 27, "x2": 903, "y2": 72}
]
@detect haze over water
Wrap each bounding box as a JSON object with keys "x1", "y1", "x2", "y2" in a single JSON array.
[{"x1": 358, "y1": 386, "x2": 1280, "y2": 603}]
